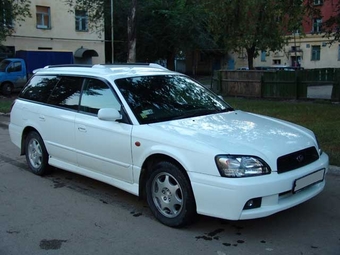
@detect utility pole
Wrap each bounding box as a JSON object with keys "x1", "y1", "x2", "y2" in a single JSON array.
[{"x1": 111, "y1": 0, "x2": 114, "y2": 63}]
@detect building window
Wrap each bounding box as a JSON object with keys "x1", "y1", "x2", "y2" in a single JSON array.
[
  {"x1": 314, "y1": 0, "x2": 323, "y2": 5},
  {"x1": 311, "y1": 46, "x2": 321, "y2": 61},
  {"x1": 273, "y1": 59, "x2": 281, "y2": 65},
  {"x1": 312, "y1": 18, "x2": 322, "y2": 33},
  {"x1": 75, "y1": 10, "x2": 88, "y2": 31},
  {"x1": 36, "y1": 6, "x2": 50, "y2": 29}
]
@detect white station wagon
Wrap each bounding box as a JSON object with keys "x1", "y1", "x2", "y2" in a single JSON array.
[{"x1": 9, "y1": 64, "x2": 329, "y2": 227}]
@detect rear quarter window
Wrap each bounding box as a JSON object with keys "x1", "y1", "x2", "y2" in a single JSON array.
[{"x1": 20, "y1": 75, "x2": 60, "y2": 103}]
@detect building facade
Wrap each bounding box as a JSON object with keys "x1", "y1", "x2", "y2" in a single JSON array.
[
  {"x1": 251, "y1": 0, "x2": 340, "y2": 69},
  {"x1": 2, "y1": 0, "x2": 105, "y2": 64}
]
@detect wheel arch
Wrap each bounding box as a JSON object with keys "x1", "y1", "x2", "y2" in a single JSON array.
[
  {"x1": 138, "y1": 153, "x2": 194, "y2": 201},
  {"x1": 20, "y1": 126, "x2": 41, "y2": 155}
]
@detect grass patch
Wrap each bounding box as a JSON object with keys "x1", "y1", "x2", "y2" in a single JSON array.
[
  {"x1": 0, "y1": 98, "x2": 13, "y2": 113},
  {"x1": 225, "y1": 97, "x2": 340, "y2": 166}
]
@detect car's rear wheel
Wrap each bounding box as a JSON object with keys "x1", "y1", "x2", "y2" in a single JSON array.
[
  {"x1": 1, "y1": 82, "x2": 12, "y2": 96},
  {"x1": 25, "y1": 131, "x2": 50, "y2": 175},
  {"x1": 146, "y1": 161, "x2": 196, "y2": 228}
]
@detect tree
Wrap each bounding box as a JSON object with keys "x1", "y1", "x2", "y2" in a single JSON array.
[
  {"x1": 63, "y1": 0, "x2": 214, "y2": 68},
  {"x1": 0, "y1": 0, "x2": 31, "y2": 45},
  {"x1": 127, "y1": 0, "x2": 137, "y2": 63},
  {"x1": 135, "y1": 0, "x2": 215, "y2": 70},
  {"x1": 205, "y1": 0, "x2": 310, "y2": 69}
]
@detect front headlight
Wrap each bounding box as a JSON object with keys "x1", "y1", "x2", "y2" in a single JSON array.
[{"x1": 215, "y1": 155, "x2": 271, "y2": 178}]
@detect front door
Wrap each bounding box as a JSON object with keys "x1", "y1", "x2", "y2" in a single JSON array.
[{"x1": 75, "y1": 78, "x2": 133, "y2": 183}]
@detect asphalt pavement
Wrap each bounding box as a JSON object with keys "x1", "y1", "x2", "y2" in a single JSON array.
[{"x1": 0, "y1": 112, "x2": 339, "y2": 176}]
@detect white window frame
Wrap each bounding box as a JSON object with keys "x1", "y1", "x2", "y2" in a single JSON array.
[
  {"x1": 75, "y1": 10, "x2": 88, "y2": 32},
  {"x1": 312, "y1": 18, "x2": 322, "y2": 33},
  {"x1": 36, "y1": 6, "x2": 50, "y2": 29}
]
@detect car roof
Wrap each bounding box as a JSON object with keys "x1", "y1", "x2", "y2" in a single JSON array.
[{"x1": 33, "y1": 63, "x2": 179, "y2": 80}]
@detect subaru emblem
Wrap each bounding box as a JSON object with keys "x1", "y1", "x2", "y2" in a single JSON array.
[{"x1": 296, "y1": 155, "x2": 304, "y2": 163}]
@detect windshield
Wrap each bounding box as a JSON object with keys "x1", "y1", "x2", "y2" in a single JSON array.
[
  {"x1": 0, "y1": 60, "x2": 10, "y2": 72},
  {"x1": 115, "y1": 75, "x2": 233, "y2": 124}
]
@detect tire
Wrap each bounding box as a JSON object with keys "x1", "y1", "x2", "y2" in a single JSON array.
[
  {"x1": 25, "y1": 131, "x2": 50, "y2": 176},
  {"x1": 1, "y1": 83, "x2": 12, "y2": 96},
  {"x1": 146, "y1": 161, "x2": 196, "y2": 228}
]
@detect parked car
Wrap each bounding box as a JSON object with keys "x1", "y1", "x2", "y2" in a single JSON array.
[
  {"x1": 254, "y1": 65, "x2": 304, "y2": 71},
  {"x1": 0, "y1": 50, "x2": 74, "y2": 95},
  {"x1": 236, "y1": 67, "x2": 249, "y2": 70},
  {"x1": 9, "y1": 64, "x2": 329, "y2": 227}
]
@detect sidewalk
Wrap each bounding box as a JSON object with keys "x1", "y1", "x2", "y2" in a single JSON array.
[{"x1": 0, "y1": 113, "x2": 339, "y2": 175}]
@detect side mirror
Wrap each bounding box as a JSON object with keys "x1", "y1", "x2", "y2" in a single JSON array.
[{"x1": 98, "y1": 108, "x2": 122, "y2": 121}]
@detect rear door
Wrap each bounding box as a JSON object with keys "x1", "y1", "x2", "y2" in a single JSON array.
[
  {"x1": 74, "y1": 78, "x2": 133, "y2": 183},
  {"x1": 39, "y1": 76, "x2": 83, "y2": 165}
]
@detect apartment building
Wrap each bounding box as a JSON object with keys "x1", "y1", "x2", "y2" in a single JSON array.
[
  {"x1": 253, "y1": 0, "x2": 340, "y2": 69},
  {"x1": 1, "y1": 0, "x2": 105, "y2": 64}
]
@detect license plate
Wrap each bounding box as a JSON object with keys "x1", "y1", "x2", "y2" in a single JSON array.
[{"x1": 293, "y1": 169, "x2": 325, "y2": 193}]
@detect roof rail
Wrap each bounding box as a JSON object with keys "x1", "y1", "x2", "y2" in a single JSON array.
[
  {"x1": 44, "y1": 64, "x2": 93, "y2": 69},
  {"x1": 42, "y1": 63, "x2": 168, "y2": 70},
  {"x1": 95, "y1": 63, "x2": 168, "y2": 70}
]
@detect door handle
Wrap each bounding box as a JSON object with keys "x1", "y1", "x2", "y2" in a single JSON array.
[{"x1": 78, "y1": 126, "x2": 87, "y2": 132}]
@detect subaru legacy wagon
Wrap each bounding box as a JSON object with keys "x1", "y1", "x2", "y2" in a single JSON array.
[{"x1": 9, "y1": 63, "x2": 329, "y2": 227}]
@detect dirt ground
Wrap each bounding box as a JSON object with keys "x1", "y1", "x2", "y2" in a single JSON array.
[{"x1": 0, "y1": 93, "x2": 18, "y2": 103}]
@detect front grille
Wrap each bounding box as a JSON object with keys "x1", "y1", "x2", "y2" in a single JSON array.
[{"x1": 277, "y1": 146, "x2": 319, "y2": 174}]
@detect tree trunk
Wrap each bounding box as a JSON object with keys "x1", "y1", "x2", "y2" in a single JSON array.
[
  {"x1": 246, "y1": 45, "x2": 256, "y2": 70},
  {"x1": 166, "y1": 50, "x2": 176, "y2": 71},
  {"x1": 127, "y1": 0, "x2": 137, "y2": 63}
]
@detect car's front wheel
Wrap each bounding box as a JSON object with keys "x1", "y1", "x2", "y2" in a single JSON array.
[
  {"x1": 146, "y1": 161, "x2": 196, "y2": 228},
  {"x1": 25, "y1": 131, "x2": 50, "y2": 175}
]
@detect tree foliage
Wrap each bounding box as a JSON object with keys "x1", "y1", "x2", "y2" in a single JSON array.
[
  {"x1": 0, "y1": 0, "x2": 31, "y2": 45},
  {"x1": 62, "y1": 0, "x2": 323, "y2": 70},
  {"x1": 136, "y1": 0, "x2": 214, "y2": 69},
  {"x1": 205, "y1": 0, "x2": 310, "y2": 69},
  {"x1": 63, "y1": 0, "x2": 215, "y2": 68},
  {"x1": 321, "y1": 0, "x2": 340, "y2": 43}
]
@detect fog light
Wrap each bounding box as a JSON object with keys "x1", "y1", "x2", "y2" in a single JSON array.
[
  {"x1": 247, "y1": 200, "x2": 254, "y2": 207},
  {"x1": 243, "y1": 197, "x2": 261, "y2": 210}
]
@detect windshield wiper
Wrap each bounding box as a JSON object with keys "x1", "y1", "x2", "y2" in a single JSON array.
[{"x1": 169, "y1": 108, "x2": 223, "y2": 120}]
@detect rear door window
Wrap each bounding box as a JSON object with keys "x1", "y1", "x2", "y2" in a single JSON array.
[
  {"x1": 47, "y1": 76, "x2": 83, "y2": 110},
  {"x1": 20, "y1": 75, "x2": 60, "y2": 103}
]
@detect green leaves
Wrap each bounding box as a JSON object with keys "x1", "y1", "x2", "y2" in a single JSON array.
[
  {"x1": 0, "y1": 0, "x2": 31, "y2": 44},
  {"x1": 205, "y1": 0, "x2": 307, "y2": 68}
]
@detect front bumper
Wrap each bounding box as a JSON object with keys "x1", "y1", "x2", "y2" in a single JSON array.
[{"x1": 189, "y1": 152, "x2": 329, "y2": 220}]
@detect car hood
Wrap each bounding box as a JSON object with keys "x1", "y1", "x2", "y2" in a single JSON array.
[{"x1": 149, "y1": 110, "x2": 317, "y2": 168}]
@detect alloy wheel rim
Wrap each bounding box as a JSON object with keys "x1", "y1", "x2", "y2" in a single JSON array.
[
  {"x1": 151, "y1": 172, "x2": 183, "y2": 218},
  {"x1": 28, "y1": 138, "x2": 43, "y2": 169}
]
